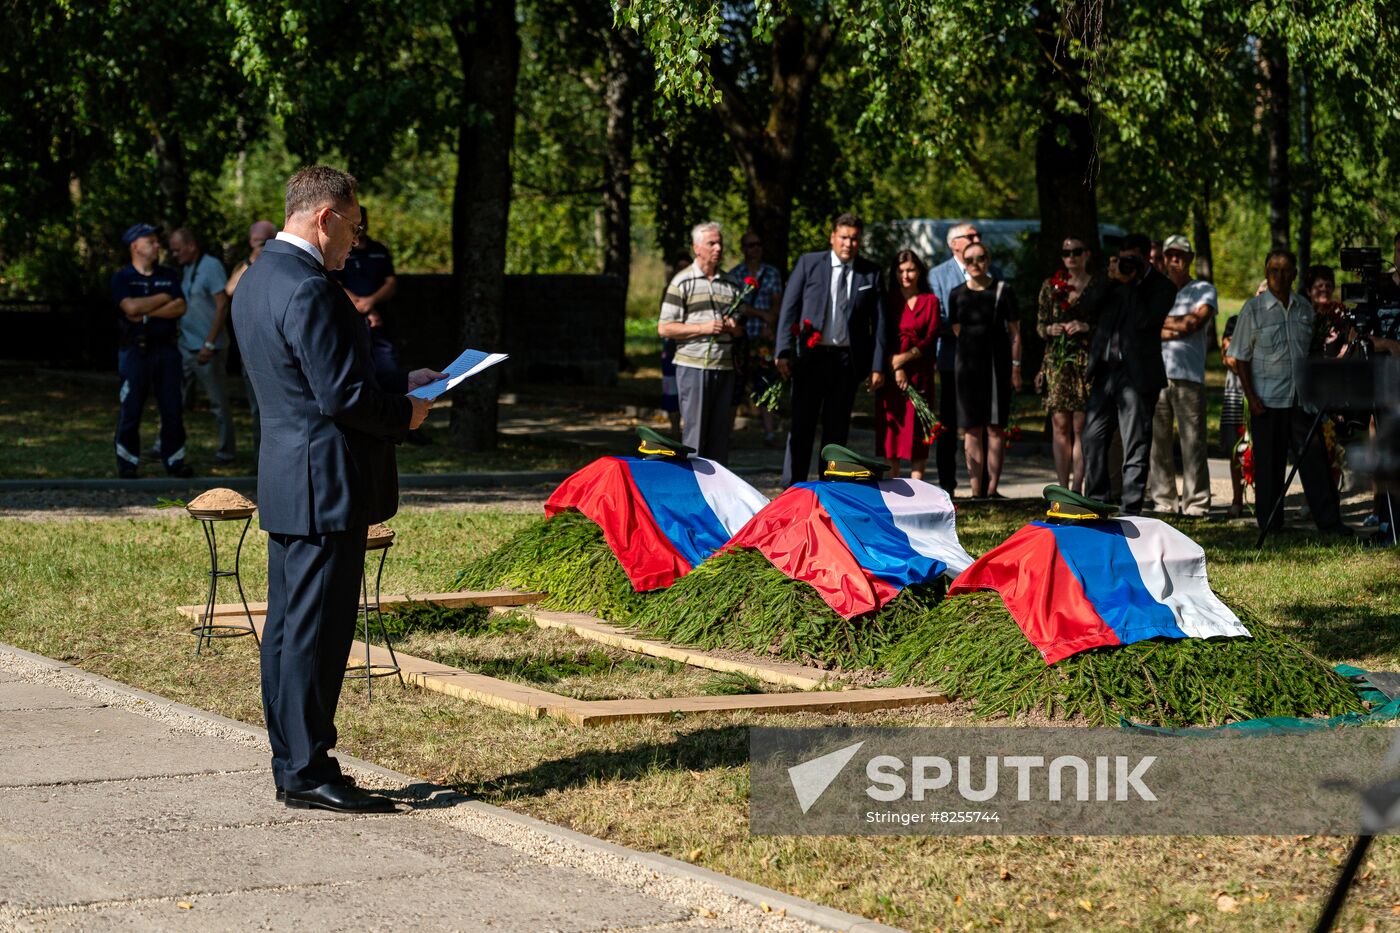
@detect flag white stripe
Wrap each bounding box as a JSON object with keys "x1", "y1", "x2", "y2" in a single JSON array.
[
  {"x1": 691, "y1": 457, "x2": 769, "y2": 536},
  {"x1": 877, "y1": 479, "x2": 975, "y2": 575},
  {"x1": 1115, "y1": 517, "x2": 1249, "y2": 640}
]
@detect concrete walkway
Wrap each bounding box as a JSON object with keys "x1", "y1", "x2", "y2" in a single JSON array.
[{"x1": 0, "y1": 645, "x2": 898, "y2": 933}]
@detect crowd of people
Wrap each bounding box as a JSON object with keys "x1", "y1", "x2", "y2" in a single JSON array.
[
  {"x1": 659, "y1": 216, "x2": 1400, "y2": 536},
  {"x1": 110, "y1": 208, "x2": 418, "y2": 477}
]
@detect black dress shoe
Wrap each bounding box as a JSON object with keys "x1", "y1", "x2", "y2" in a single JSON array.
[
  {"x1": 284, "y1": 782, "x2": 396, "y2": 813},
  {"x1": 276, "y1": 774, "x2": 356, "y2": 802}
]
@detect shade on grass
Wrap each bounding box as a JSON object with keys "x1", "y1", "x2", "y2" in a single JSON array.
[{"x1": 455, "y1": 519, "x2": 1367, "y2": 726}]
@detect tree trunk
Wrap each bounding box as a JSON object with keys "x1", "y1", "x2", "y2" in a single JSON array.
[
  {"x1": 711, "y1": 15, "x2": 833, "y2": 273},
  {"x1": 1261, "y1": 36, "x2": 1290, "y2": 251},
  {"x1": 601, "y1": 26, "x2": 638, "y2": 296},
  {"x1": 150, "y1": 123, "x2": 189, "y2": 231},
  {"x1": 602, "y1": 25, "x2": 639, "y2": 369},
  {"x1": 1032, "y1": 2, "x2": 1100, "y2": 277},
  {"x1": 1297, "y1": 70, "x2": 1314, "y2": 273},
  {"x1": 448, "y1": 0, "x2": 520, "y2": 452},
  {"x1": 1192, "y1": 180, "x2": 1214, "y2": 283}
]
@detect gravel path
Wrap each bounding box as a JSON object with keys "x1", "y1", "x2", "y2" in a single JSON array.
[{"x1": 0, "y1": 645, "x2": 893, "y2": 933}]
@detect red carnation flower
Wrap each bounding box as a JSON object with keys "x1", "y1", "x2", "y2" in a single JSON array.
[
  {"x1": 806, "y1": 330, "x2": 822, "y2": 348},
  {"x1": 744, "y1": 275, "x2": 758, "y2": 288}
]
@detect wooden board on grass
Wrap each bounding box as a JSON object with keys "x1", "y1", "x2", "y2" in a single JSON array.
[
  {"x1": 175, "y1": 589, "x2": 544, "y2": 622},
  {"x1": 510, "y1": 606, "x2": 834, "y2": 690}
]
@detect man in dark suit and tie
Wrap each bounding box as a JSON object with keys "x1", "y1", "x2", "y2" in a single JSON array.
[
  {"x1": 1081, "y1": 232, "x2": 1176, "y2": 514},
  {"x1": 233, "y1": 165, "x2": 439, "y2": 813},
  {"x1": 774, "y1": 213, "x2": 887, "y2": 486}
]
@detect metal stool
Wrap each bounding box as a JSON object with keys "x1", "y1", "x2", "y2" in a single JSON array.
[
  {"x1": 186, "y1": 492, "x2": 260, "y2": 656},
  {"x1": 347, "y1": 523, "x2": 404, "y2": 699}
]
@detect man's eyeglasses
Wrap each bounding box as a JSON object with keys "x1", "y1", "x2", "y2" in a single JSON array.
[
  {"x1": 955, "y1": 232, "x2": 981, "y2": 242},
  {"x1": 741, "y1": 240, "x2": 761, "y2": 249},
  {"x1": 1061, "y1": 247, "x2": 1087, "y2": 258},
  {"x1": 326, "y1": 206, "x2": 364, "y2": 239}
]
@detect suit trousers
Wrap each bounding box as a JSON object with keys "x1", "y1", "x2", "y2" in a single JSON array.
[
  {"x1": 936, "y1": 368, "x2": 958, "y2": 493},
  {"x1": 180, "y1": 346, "x2": 236, "y2": 460},
  {"x1": 782, "y1": 346, "x2": 859, "y2": 486},
  {"x1": 262, "y1": 527, "x2": 367, "y2": 792},
  {"x1": 674, "y1": 364, "x2": 735, "y2": 464},
  {"x1": 1148, "y1": 378, "x2": 1211, "y2": 515},
  {"x1": 1082, "y1": 366, "x2": 1159, "y2": 514},
  {"x1": 1250, "y1": 406, "x2": 1342, "y2": 532}
]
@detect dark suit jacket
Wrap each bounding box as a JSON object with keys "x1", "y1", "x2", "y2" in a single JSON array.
[
  {"x1": 233, "y1": 239, "x2": 412, "y2": 535},
  {"x1": 1087, "y1": 266, "x2": 1176, "y2": 395},
  {"x1": 775, "y1": 250, "x2": 886, "y2": 374}
]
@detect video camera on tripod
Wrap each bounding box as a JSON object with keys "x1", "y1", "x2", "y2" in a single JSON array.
[{"x1": 1338, "y1": 246, "x2": 1400, "y2": 353}]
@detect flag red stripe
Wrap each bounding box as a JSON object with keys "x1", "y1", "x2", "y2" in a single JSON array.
[
  {"x1": 726, "y1": 487, "x2": 899, "y2": 619},
  {"x1": 948, "y1": 524, "x2": 1121, "y2": 664},
  {"x1": 545, "y1": 457, "x2": 690, "y2": 592}
]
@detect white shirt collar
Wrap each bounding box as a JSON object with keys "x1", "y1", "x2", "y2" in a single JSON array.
[
  {"x1": 275, "y1": 231, "x2": 323, "y2": 266},
  {"x1": 830, "y1": 250, "x2": 846, "y2": 268}
]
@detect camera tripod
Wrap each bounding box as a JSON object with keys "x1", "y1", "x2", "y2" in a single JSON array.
[{"x1": 1254, "y1": 406, "x2": 1395, "y2": 549}]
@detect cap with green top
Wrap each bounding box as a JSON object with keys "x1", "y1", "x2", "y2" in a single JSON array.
[
  {"x1": 1042, "y1": 484, "x2": 1118, "y2": 522},
  {"x1": 636, "y1": 425, "x2": 693, "y2": 460},
  {"x1": 820, "y1": 444, "x2": 888, "y2": 482}
]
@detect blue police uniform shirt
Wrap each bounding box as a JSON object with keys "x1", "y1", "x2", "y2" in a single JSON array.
[
  {"x1": 330, "y1": 238, "x2": 395, "y2": 298},
  {"x1": 111, "y1": 264, "x2": 184, "y2": 344}
]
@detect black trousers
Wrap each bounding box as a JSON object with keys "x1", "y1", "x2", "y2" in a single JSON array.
[
  {"x1": 1250, "y1": 406, "x2": 1342, "y2": 532},
  {"x1": 262, "y1": 527, "x2": 367, "y2": 792},
  {"x1": 1083, "y1": 366, "x2": 1159, "y2": 515},
  {"x1": 936, "y1": 368, "x2": 958, "y2": 493},
  {"x1": 782, "y1": 347, "x2": 860, "y2": 486}
]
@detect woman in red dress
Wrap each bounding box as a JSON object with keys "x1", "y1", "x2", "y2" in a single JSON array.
[{"x1": 876, "y1": 249, "x2": 941, "y2": 479}]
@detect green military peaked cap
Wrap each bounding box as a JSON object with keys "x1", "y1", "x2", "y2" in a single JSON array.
[
  {"x1": 636, "y1": 425, "x2": 694, "y2": 460},
  {"x1": 821, "y1": 444, "x2": 888, "y2": 482},
  {"x1": 1042, "y1": 484, "x2": 1119, "y2": 522}
]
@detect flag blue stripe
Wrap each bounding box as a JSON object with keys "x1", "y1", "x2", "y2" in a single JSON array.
[
  {"x1": 802, "y1": 482, "x2": 946, "y2": 588},
  {"x1": 1035, "y1": 521, "x2": 1187, "y2": 644},
  {"x1": 625, "y1": 458, "x2": 730, "y2": 568}
]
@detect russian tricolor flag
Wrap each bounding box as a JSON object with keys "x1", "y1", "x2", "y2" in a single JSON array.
[
  {"x1": 949, "y1": 517, "x2": 1250, "y2": 664},
  {"x1": 545, "y1": 456, "x2": 768, "y2": 592},
  {"x1": 726, "y1": 479, "x2": 974, "y2": 619}
]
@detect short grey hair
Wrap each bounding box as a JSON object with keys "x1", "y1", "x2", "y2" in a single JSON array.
[
  {"x1": 285, "y1": 165, "x2": 357, "y2": 219},
  {"x1": 945, "y1": 222, "x2": 976, "y2": 249},
  {"x1": 691, "y1": 221, "x2": 722, "y2": 246}
]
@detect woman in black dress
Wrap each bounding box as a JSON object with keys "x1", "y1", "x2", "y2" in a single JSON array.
[{"x1": 950, "y1": 243, "x2": 1022, "y2": 498}]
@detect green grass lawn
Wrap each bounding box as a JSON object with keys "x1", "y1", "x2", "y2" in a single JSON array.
[{"x1": 1, "y1": 501, "x2": 1396, "y2": 931}]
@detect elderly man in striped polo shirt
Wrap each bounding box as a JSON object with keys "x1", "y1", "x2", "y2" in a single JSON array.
[{"x1": 658, "y1": 221, "x2": 745, "y2": 463}]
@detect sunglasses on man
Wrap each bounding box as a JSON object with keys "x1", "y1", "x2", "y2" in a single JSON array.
[{"x1": 1061, "y1": 247, "x2": 1087, "y2": 258}]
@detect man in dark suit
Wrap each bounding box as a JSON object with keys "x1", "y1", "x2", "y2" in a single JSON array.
[
  {"x1": 774, "y1": 213, "x2": 887, "y2": 486},
  {"x1": 1081, "y1": 232, "x2": 1176, "y2": 514},
  {"x1": 233, "y1": 166, "x2": 439, "y2": 813}
]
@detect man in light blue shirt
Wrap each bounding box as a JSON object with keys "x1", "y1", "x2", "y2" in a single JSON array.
[
  {"x1": 170, "y1": 228, "x2": 234, "y2": 462},
  {"x1": 1232, "y1": 248, "x2": 1348, "y2": 535}
]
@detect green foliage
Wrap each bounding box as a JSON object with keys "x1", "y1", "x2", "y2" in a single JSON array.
[
  {"x1": 880, "y1": 592, "x2": 1365, "y2": 727},
  {"x1": 452, "y1": 511, "x2": 652, "y2": 620},
  {"x1": 627, "y1": 547, "x2": 943, "y2": 672}
]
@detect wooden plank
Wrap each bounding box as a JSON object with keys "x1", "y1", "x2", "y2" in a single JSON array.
[
  {"x1": 237, "y1": 612, "x2": 562, "y2": 719},
  {"x1": 197, "y1": 599, "x2": 949, "y2": 726},
  {"x1": 555, "y1": 687, "x2": 949, "y2": 727},
  {"x1": 175, "y1": 589, "x2": 544, "y2": 622},
  {"x1": 512, "y1": 607, "x2": 833, "y2": 690}
]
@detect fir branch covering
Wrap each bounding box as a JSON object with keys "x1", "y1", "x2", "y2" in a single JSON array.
[{"x1": 879, "y1": 592, "x2": 1365, "y2": 727}]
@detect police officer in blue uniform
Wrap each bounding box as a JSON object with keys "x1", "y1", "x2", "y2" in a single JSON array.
[
  {"x1": 329, "y1": 207, "x2": 401, "y2": 391},
  {"x1": 112, "y1": 223, "x2": 194, "y2": 478}
]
